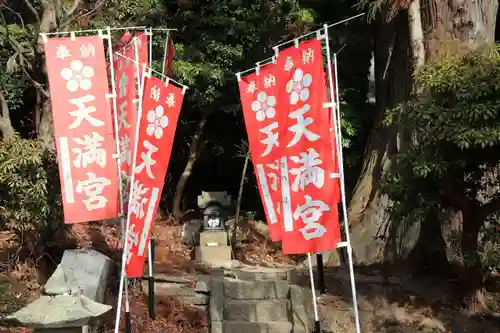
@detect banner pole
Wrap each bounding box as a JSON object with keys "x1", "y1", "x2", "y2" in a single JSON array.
[
  {"x1": 161, "y1": 30, "x2": 170, "y2": 76},
  {"x1": 148, "y1": 27, "x2": 153, "y2": 67},
  {"x1": 114, "y1": 63, "x2": 148, "y2": 333},
  {"x1": 272, "y1": 13, "x2": 364, "y2": 51},
  {"x1": 323, "y1": 23, "x2": 362, "y2": 333},
  {"x1": 104, "y1": 27, "x2": 132, "y2": 333},
  {"x1": 307, "y1": 253, "x2": 321, "y2": 333},
  {"x1": 146, "y1": 27, "x2": 156, "y2": 320}
]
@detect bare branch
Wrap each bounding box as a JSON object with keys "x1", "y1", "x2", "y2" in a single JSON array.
[
  {"x1": 22, "y1": 0, "x2": 40, "y2": 22},
  {"x1": 66, "y1": 0, "x2": 81, "y2": 17},
  {"x1": 60, "y1": 0, "x2": 105, "y2": 30},
  {"x1": 0, "y1": 13, "x2": 49, "y2": 97},
  {"x1": 1, "y1": 4, "x2": 25, "y2": 29}
]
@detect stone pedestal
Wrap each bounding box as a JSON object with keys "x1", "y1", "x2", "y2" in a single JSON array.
[
  {"x1": 195, "y1": 231, "x2": 231, "y2": 266},
  {"x1": 5, "y1": 249, "x2": 112, "y2": 333}
]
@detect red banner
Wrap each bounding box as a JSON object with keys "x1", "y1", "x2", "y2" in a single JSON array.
[
  {"x1": 113, "y1": 32, "x2": 150, "y2": 207},
  {"x1": 238, "y1": 63, "x2": 284, "y2": 241},
  {"x1": 45, "y1": 36, "x2": 119, "y2": 223},
  {"x1": 275, "y1": 39, "x2": 341, "y2": 254},
  {"x1": 164, "y1": 37, "x2": 175, "y2": 76},
  {"x1": 125, "y1": 74, "x2": 184, "y2": 277}
]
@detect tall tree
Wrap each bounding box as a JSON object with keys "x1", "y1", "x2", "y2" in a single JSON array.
[
  {"x1": 350, "y1": 0, "x2": 498, "y2": 262},
  {"x1": 350, "y1": 0, "x2": 499, "y2": 311}
]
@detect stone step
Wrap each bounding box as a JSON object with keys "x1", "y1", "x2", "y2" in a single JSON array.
[
  {"x1": 224, "y1": 299, "x2": 290, "y2": 322},
  {"x1": 216, "y1": 321, "x2": 292, "y2": 333},
  {"x1": 223, "y1": 278, "x2": 290, "y2": 300}
]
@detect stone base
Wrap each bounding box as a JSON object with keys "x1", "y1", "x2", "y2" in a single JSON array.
[
  {"x1": 199, "y1": 231, "x2": 228, "y2": 246},
  {"x1": 195, "y1": 246, "x2": 232, "y2": 265}
]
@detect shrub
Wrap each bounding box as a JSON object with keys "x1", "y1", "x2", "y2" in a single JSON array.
[{"x1": 0, "y1": 136, "x2": 63, "y2": 237}]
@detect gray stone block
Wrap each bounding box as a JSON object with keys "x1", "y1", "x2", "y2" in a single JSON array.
[
  {"x1": 199, "y1": 231, "x2": 228, "y2": 246},
  {"x1": 210, "y1": 321, "x2": 223, "y2": 333},
  {"x1": 223, "y1": 279, "x2": 290, "y2": 300},
  {"x1": 289, "y1": 285, "x2": 314, "y2": 333},
  {"x1": 222, "y1": 321, "x2": 292, "y2": 333},
  {"x1": 224, "y1": 299, "x2": 290, "y2": 322},
  {"x1": 230, "y1": 267, "x2": 292, "y2": 281},
  {"x1": 195, "y1": 245, "x2": 232, "y2": 264},
  {"x1": 43, "y1": 249, "x2": 112, "y2": 304},
  {"x1": 209, "y1": 278, "x2": 224, "y2": 322},
  {"x1": 194, "y1": 279, "x2": 210, "y2": 293}
]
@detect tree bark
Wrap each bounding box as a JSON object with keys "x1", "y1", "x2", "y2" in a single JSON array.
[
  {"x1": 348, "y1": 0, "x2": 499, "y2": 267},
  {"x1": 0, "y1": 89, "x2": 16, "y2": 141},
  {"x1": 34, "y1": 0, "x2": 58, "y2": 148},
  {"x1": 348, "y1": 9, "x2": 413, "y2": 264},
  {"x1": 172, "y1": 116, "x2": 208, "y2": 218},
  {"x1": 461, "y1": 208, "x2": 487, "y2": 313}
]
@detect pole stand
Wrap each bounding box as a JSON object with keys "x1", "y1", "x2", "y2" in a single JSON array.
[
  {"x1": 147, "y1": 239, "x2": 156, "y2": 320},
  {"x1": 316, "y1": 253, "x2": 326, "y2": 294},
  {"x1": 124, "y1": 310, "x2": 131, "y2": 333}
]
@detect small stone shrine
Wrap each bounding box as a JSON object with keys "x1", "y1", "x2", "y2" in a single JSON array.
[
  {"x1": 195, "y1": 191, "x2": 232, "y2": 266},
  {"x1": 4, "y1": 249, "x2": 112, "y2": 333}
]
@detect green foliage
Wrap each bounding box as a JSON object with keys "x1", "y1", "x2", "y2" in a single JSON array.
[
  {"x1": 166, "y1": 0, "x2": 307, "y2": 111},
  {"x1": 382, "y1": 45, "x2": 500, "y2": 251},
  {"x1": 0, "y1": 137, "x2": 63, "y2": 234}
]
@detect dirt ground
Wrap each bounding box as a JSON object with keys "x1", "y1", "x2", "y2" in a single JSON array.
[{"x1": 0, "y1": 219, "x2": 499, "y2": 333}]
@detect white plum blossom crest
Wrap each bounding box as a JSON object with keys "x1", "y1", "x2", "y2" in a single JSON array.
[
  {"x1": 146, "y1": 105, "x2": 169, "y2": 139},
  {"x1": 285, "y1": 68, "x2": 312, "y2": 105},
  {"x1": 60, "y1": 60, "x2": 95, "y2": 92},
  {"x1": 251, "y1": 91, "x2": 276, "y2": 122}
]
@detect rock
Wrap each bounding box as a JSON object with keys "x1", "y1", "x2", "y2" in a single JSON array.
[
  {"x1": 141, "y1": 280, "x2": 209, "y2": 306},
  {"x1": 142, "y1": 280, "x2": 195, "y2": 297},
  {"x1": 182, "y1": 219, "x2": 203, "y2": 246},
  {"x1": 153, "y1": 274, "x2": 195, "y2": 284},
  {"x1": 43, "y1": 249, "x2": 112, "y2": 304},
  {"x1": 230, "y1": 266, "x2": 292, "y2": 281},
  {"x1": 4, "y1": 295, "x2": 111, "y2": 329},
  {"x1": 209, "y1": 278, "x2": 224, "y2": 322},
  {"x1": 194, "y1": 279, "x2": 210, "y2": 293},
  {"x1": 289, "y1": 285, "x2": 314, "y2": 333}
]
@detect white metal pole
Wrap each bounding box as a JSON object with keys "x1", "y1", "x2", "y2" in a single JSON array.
[
  {"x1": 104, "y1": 27, "x2": 131, "y2": 331},
  {"x1": 104, "y1": 27, "x2": 125, "y2": 237},
  {"x1": 307, "y1": 253, "x2": 320, "y2": 332},
  {"x1": 114, "y1": 63, "x2": 148, "y2": 333},
  {"x1": 144, "y1": 27, "x2": 154, "y2": 283},
  {"x1": 148, "y1": 27, "x2": 153, "y2": 68},
  {"x1": 161, "y1": 30, "x2": 170, "y2": 76},
  {"x1": 323, "y1": 23, "x2": 362, "y2": 333}
]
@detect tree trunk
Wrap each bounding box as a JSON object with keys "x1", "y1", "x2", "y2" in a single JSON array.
[
  {"x1": 407, "y1": 210, "x2": 451, "y2": 277},
  {"x1": 172, "y1": 116, "x2": 208, "y2": 218},
  {"x1": 34, "y1": 0, "x2": 58, "y2": 148},
  {"x1": 408, "y1": 0, "x2": 425, "y2": 71},
  {"x1": 348, "y1": 0, "x2": 499, "y2": 266},
  {"x1": 0, "y1": 89, "x2": 16, "y2": 141},
  {"x1": 461, "y1": 209, "x2": 487, "y2": 313},
  {"x1": 348, "y1": 9, "x2": 413, "y2": 264}
]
